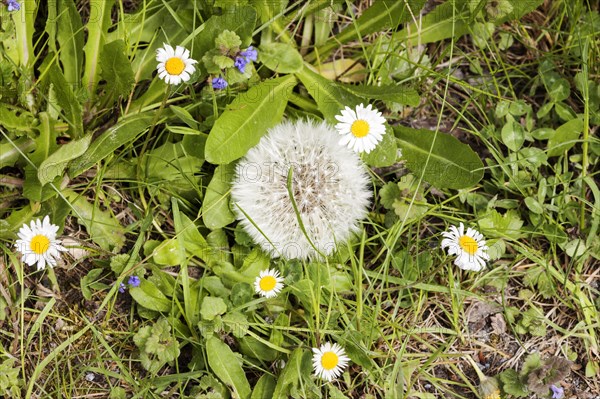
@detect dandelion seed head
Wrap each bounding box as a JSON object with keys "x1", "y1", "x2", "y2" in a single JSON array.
[{"x1": 231, "y1": 119, "x2": 371, "y2": 260}]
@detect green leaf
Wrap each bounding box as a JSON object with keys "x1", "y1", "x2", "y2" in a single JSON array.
[
  {"x1": 394, "y1": 126, "x2": 484, "y2": 189},
  {"x1": 341, "y1": 84, "x2": 420, "y2": 107},
  {"x1": 215, "y1": 29, "x2": 242, "y2": 50},
  {"x1": 547, "y1": 117, "x2": 583, "y2": 157},
  {"x1": 205, "y1": 75, "x2": 297, "y2": 164},
  {"x1": 498, "y1": 369, "x2": 528, "y2": 397},
  {"x1": 272, "y1": 348, "x2": 307, "y2": 398},
  {"x1": 152, "y1": 239, "x2": 181, "y2": 266},
  {"x1": 69, "y1": 113, "x2": 153, "y2": 177},
  {"x1": 83, "y1": 0, "x2": 114, "y2": 96},
  {"x1": 40, "y1": 57, "x2": 83, "y2": 137},
  {"x1": 200, "y1": 297, "x2": 228, "y2": 321},
  {"x1": 129, "y1": 280, "x2": 172, "y2": 313},
  {"x1": 380, "y1": 182, "x2": 401, "y2": 210},
  {"x1": 251, "y1": 375, "x2": 276, "y2": 399},
  {"x1": 38, "y1": 134, "x2": 91, "y2": 185},
  {"x1": 524, "y1": 197, "x2": 543, "y2": 214},
  {"x1": 100, "y1": 40, "x2": 135, "y2": 101},
  {"x1": 295, "y1": 65, "x2": 362, "y2": 123},
  {"x1": 64, "y1": 189, "x2": 126, "y2": 251},
  {"x1": 80, "y1": 268, "x2": 104, "y2": 300},
  {"x1": 192, "y1": 6, "x2": 257, "y2": 70},
  {"x1": 202, "y1": 164, "x2": 236, "y2": 230},
  {"x1": 259, "y1": 43, "x2": 303, "y2": 73},
  {"x1": 55, "y1": 0, "x2": 84, "y2": 85},
  {"x1": 362, "y1": 126, "x2": 398, "y2": 167},
  {"x1": 206, "y1": 335, "x2": 252, "y2": 399},
  {"x1": 501, "y1": 119, "x2": 524, "y2": 152}
]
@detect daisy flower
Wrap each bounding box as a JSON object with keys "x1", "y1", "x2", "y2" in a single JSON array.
[
  {"x1": 231, "y1": 119, "x2": 371, "y2": 260},
  {"x1": 156, "y1": 43, "x2": 197, "y2": 85},
  {"x1": 440, "y1": 222, "x2": 490, "y2": 271},
  {"x1": 335, "y1": 103, "x2": 387, "y2": 154},
  {"x1": 312, "y1": 342, "x2": 350, "y2": 381},
  {"x1": 254, "y1": 269, "x2": 284, "y2": 298},
  {"x1": 15, "y1": 216, "x2": 67, "y2": 271}
]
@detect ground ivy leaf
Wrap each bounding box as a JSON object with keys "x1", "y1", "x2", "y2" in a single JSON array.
[{"x1": 200, "y1": 297, "x2": 228, "y2": 321}]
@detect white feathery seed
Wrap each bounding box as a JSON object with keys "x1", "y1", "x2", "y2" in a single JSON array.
[{"x1": 231, "y1": 120, "x2": 372, "y2": 260}]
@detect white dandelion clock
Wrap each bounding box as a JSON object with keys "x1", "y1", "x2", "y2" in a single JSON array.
[
  {"x1": 335, "y1": 103, "x2": 387, "y2": 154},
  {"x1": 231, "y1": 119, "x2": 372, "y2": 260},
  {"x1": 440, "y1": 222, "x2": 490, "y2": 271},
  {"x1": 312, "y1": 342, "x2": 350, "y2": 381},
  {"x1": 156, "y1": 43, "x2": 197, "y2": 85},
  {"x1": 15, "y1": 216, "x2": 67, "y2": 271},
  {"x1": 254, "y1": 269, "x2": 284, "y2": 298}
]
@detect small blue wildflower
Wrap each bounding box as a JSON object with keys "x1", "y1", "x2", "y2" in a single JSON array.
[
  {"x1": 550, "y1": 385, "x2": 563, "y2": 399},
  {"x1": 234, "y1": 56, "x2": 249, "y2": 73},
  {"x1": 6, "y1": 0, "x2": 20, "y2": 11},
  {"x1": 212, "y1": 76, "x2": 228, "y2": 90},
  {"x1": 240, "y1": 46, "x2": 258, "y2": 62},
  {"x1": 128, "y1": 275, "x2": 141, "y2": 288},
  {"x1": 118, "y1": 283, "x2": 126, "y2": 293}
]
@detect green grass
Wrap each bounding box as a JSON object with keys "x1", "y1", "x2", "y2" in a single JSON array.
[{"x1": 1, "y1": 0, "x2": 599, "y2": 398}]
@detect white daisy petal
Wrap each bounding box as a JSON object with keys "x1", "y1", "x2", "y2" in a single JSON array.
[
  {"x1": 312, "y1": 342, "x2": 350, "y2": 381},
  {"x1": 15, "y1": 216, "x2": 67, "y2": 271},
  {"x1": 333, "y1": 103, "x2": 386, "y2": 154},
  {"x1": 155, "y1": 43, "x2": 197, "y2": 85},
  {"x1": 440, "y1": 222, "x2": 489, "y2": 272},
  {"x1": 254, "y1": 269, "x2": 284, "y2": 298}
]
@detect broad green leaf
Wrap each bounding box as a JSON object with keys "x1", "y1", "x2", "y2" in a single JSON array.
[
  {"x1": 272, "y1": 348, "x2": 306, "y2": 398},
  {"x1": 205, "y1": 75, "x2": 297, "y2": 164},
  {"x1": 295, "y1": 65, "x2": 362, "y2": 123},
  {"x1": 40, "y1": 57, "x2": 83, "y2": 138},
  {"x1": 0, "y1": 105, "x2": 35, "y2": 132},
  {"x1": 202, "y1": 164, "x2": 236, "y2": 230},
  {"x1": 64, "y1": 189, "x2": 126, "y2": 251},
  {"x1": 363, "y1": 126, "x2": 398, "y2": 167},
  {"x1": 0, "y1": 138, "x2": 35, "y2": 169},
  {"x1": 142, "y1": 141, "x2": 203, "y2": 185},
  {"x1": 206, "y1": 335, "x2": 252, "y2": 399},
  {"x1": 524, "y1": 197, "x2": 543, "y2": 214},
  {"x1": 308, "y1": 0, "x2": 426, "y2": 61},
  {"x1": 152, "y1": 239, "x2": 181, "y2": 266},
  {"x1": 251, "y1": 375, "x2": 276, "y2": 399},
  {"x1": 200, "y1": 297, "x2": 228, "y2": 321},
  {"x1": 80, "y1": 268, "x2": 104, "y2": 300},
  {"x1": 342, "y1": 84, "x2": 420, "y2": 107},
  {"x1": 100, "y1": 40, "x2": 135, "y2": 101},
  {"x1": 394, "y1": 126, "x2": 484, "y2": 189},
  {"x1": 259, "y1": 43, "x2": 303, "y2": 73},
  {"x1": 129, "y1": 280, "x2": 172, "y2": 312},
  {"x1": 11, "y1": 0, "x2": 34, "y2": 68},
  {"x1": 38, "y1": 134, "x2": 91, "y2": 185},
  {"x1": 501, "y1": 119, "x2": 524, "y2": 152},
  {"x1": 83, "y1": 0, "x2": 114, "y2": 96},
  {"x1": 23, "y1": 113, "x2": 59, "y2": 201},
  {"x1": 547, "y1": 117, "x2": 583, "y2": 157},
  {"x1": 55, "y1": 0, "x2": 84, "y2": 85},
  {"x1": 69, "y1": 113, "x2": 153, "y2": 177},
  {"x1": 170, "y1": 105, "x2": 199, "y2": 130}
]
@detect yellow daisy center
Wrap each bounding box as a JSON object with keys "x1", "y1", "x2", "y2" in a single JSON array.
[
  {"x1": 459, "y1": 235, "x2": 478, "y2": 255},
  {"x1": 350, "y1": 120, "x2": 370, "y2": 138},
  {"x1": 165, "y1": 57, "x2": 185, "y2": 75},
  {"x1": 30, "y1": 234, "x2": 50, "y2": 255},
  {"x1": 259, "y1": 276, "x2": 277, "y2": 292},
  {"x1": 484, "y1": 390, "x2": 501, "y2": 399},
  {"x1": 321, "y1": 351, "x2": 339, "y2": 370}
]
